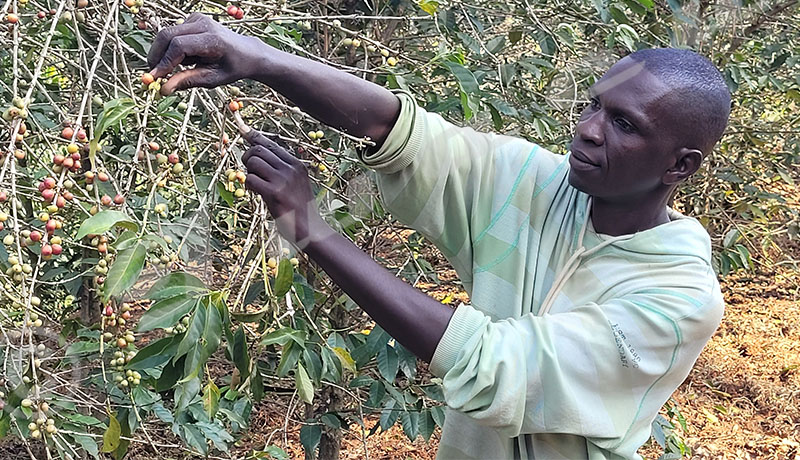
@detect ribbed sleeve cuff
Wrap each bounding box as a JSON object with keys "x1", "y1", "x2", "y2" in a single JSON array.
[
  {"x1": 357, "y1": 91, "x2": 425, "y2": 174},
  {"x1": 430, "y1": 303, "x2": 487, "y2": 378}
]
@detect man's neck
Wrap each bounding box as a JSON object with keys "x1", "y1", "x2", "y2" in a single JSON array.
[{"x1": 590, "y1": 194, "x2": 671, "y2": 236}]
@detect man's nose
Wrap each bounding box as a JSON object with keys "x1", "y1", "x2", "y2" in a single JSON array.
[{"x1": 576, "y1": 110, "x2": 604, "y2": 146}]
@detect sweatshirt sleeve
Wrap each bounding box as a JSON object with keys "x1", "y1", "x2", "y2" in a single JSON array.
[
  {"x1": 357, "y1": 91, "x2": 501, "y2": 283},
  {"x1": 429, "y1": 291, "x2": 722, "y2": 449},
  {"x1": 358, "y1": 92, "x2": 570, "y2": 289}
]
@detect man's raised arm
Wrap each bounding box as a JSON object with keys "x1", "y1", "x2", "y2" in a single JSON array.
[{"x1": 147, "y1": 13, "x2": 400, "y2": 146}]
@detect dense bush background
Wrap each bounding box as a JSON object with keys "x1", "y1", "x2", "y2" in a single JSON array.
[{"x1": 0, "y1": 0, "x2": 797, "y2": 458}]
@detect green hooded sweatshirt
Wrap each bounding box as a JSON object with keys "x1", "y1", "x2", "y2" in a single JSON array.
[{"x1": 358, "y1": 92, "x2": 724, "y2": 459}]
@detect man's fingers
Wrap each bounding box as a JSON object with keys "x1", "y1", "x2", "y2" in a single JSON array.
[
  {"x1": 266, "y1": 142, "x2": 302, "y2": 168},
  {"x1": 146, "y1": 20, "x2": 209, "y2": 72},
  {"x1": 244, "y1": 145, "x2": 286, "y2": 171},
  {"x1": 245, "y1": 153, "x2": 280, "y2": 180},
  {"x1": 244, "y1": 129, "x2": 281, "y2": 149},
  {"x1": 244, "y1": 172, "x2": 272, "y2": 198},
  {"x1": 159, "y1": 67, "x2": 222, "y2": 95},
  {"x1": 244, "y1": 130, "x2": 301, "y2": 167},
  {"x1": 183, "y1": 12, "x2": 209, "y2": 24},
  {"x1": 150, "y1": 34, "x2": 220, "y2": 81},
  {"x1": 242, "y1": 133, "x2": 281, "y2": 162}
]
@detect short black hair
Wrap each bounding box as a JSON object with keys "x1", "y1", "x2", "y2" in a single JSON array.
[{"x1": 628, "y1": 48, "x2": 731, "y2": 153}]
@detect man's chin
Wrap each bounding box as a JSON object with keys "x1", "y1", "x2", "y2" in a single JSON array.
[{"x1": 567, "y1": 170, "x2": 592, "y2": 195}]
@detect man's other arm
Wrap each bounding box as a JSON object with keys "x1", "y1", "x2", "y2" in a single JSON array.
[{"x1": 148, "y1": 13, "x2": 399, "y2": 146}]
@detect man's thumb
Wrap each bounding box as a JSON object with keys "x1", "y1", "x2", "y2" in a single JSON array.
[{"x1": 159, "y1": 67, "x2": 220, "y2": 95}]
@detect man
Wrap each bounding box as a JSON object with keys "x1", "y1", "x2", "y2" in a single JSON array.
[{"x1": 148, "y1": 13, "x2": 729, "y2": 459}]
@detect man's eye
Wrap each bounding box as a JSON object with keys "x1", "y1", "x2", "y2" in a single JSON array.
[{"x1": 615, "y1": 118, "x2": 635, "y2": 132}]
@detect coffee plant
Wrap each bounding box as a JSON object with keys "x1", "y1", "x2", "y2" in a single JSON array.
[{"x1": 0, "y1": 0, "x2": 797, "y2": 458}]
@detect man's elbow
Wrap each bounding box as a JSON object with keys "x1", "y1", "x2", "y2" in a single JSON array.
[
  {"x1": 446, "y1": 387, "x2": 527, "y2": 438},
  {"x1": 460, "y1": 403, "x2": 526, "y2": 438}
]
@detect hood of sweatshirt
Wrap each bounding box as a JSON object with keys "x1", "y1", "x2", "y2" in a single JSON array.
[
  {"x1": 586, "y1": 205, "x2": 714, "y2": 264},
  {"x1": 539, "y1": 196, "x2": 715, "y2": 316}
]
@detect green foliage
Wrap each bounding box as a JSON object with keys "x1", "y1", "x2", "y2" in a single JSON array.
[
  {"x1": 75, "y1": 210, "x2": 137, "y2": 240},
  {"x1": 651, "y1": 399, "x2": 692, "y2": 459},
  {"x1": 102, "y1": 242, "x2": 146, "y2": 301},
  {"x1": 0, "y1": 0, "x2": 797, "y2": 458}
]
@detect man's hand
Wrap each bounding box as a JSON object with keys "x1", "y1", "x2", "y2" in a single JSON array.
[
  {"x1": 147, "y1": 13, "x2": 265, "y2": 95},
  {"x1": 242, "y1": 130, "x2": 332, "y2": 247},
  {"x1": 146, "y1": 13, "x2": 399, "y2": 144}
]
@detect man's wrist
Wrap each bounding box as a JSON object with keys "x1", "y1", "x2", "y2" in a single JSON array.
[{"x1": 294, "y1": 217, "x2": 337, "y2": 254}]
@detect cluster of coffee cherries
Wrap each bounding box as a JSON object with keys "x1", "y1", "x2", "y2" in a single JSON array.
[
  {"x1": 155, "y1": 151, "x2": 184, "y2": 176},
  {"x1": 3, "y1": 97, "x2": 29, "y2": 161},
  {"x1": 2, "y1": 96, "x2": 29, "y2": 123},
  {"x1": 328, "y1": 21, "x2": 395, "y2": 65},
  {"x1": 266, "y1": 248, "x2": 300, "y2": 277},
  {"x1": 226, "y1": 85, "x2": 245, "y2": 113},
  {"x1": 114, "y1": 369, "x2": 142, "y2": 389},
  {"x1": 2, "y1": 222, "x2": 64, "y2": 263},
  {"x1": 307, "y1": 129, "x2": 325, "y2": 142},
  {"x1": 38, "y1": 176, "x2": 73, "y2": 214},
  {"x1": 228, "y1": 99, "x2": 244, "y2": 112},
  {"x1": 146, "y1": 239, "x2": 177, "y2": 269},
  {"x1": 225, "y1": 4, "x2": 244, "y2": 19},
  {"x1": 103, "y1": 303, "x2": 140, "y2": 389},
  {"x1": 153, "y1": 202, "x2": 168, "y2": 218},
  {"x1": 60, "y1": 123, "x2": 87, "y2": 143},
  {"x1": 7, "y1": 294, "x2": 45, "y2": 328},
  {"x1": 0, "y1": 191, "x2": 8, "y2": 232},
  {"x1": 88, "y1": 237, "x2": 114, "y2": 293},
  {"x1": 20, "y1": 399, "x2": 57, "y2": 440},
  {"x1": 102, "y1": 303, "x2": 132, "y2": 330},
  {"x1": 33, "y1": 212, "x2": 63, "y2": 259},
  {"x1": 163, "y1": 315, "x2": 190, "y2": 335},
  {"x1": 102, "y1": 303, "x2": 137, "y2": 390},
  {"x1": 224, "y1": 168, "x2": 247, "y2": 199},
  {"x1": 137, "y1": 139, "x2": 184, "y2": 180},
  {"x1": 34, "y1": 8, "x2": 60, "y2": 21},
  {"x1": 122, "y1": 0, "x2": 144, "y2": 15},
  {"x1": 341, "y1": 37, "x2": 362, "y2": 49},
  {"x1": 52, "y1": 143, "x2": 84, "y2": 175},
  {"x1": 140, "y1": 72, "x2": 166, "y2": 94}
]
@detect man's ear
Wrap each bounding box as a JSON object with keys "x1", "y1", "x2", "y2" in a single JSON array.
[{"x1": 663, "y1": 147, "x2": 703, "y2": 185}]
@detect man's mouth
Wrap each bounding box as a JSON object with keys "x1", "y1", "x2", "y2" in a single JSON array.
[{"x1": 569, "y1": 148, "x2": 599, "y2": 167}]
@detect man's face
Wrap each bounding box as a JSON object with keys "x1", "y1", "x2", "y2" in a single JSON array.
[{"x1": 568, "y1": 57, "x2": 680, "y2": 201}]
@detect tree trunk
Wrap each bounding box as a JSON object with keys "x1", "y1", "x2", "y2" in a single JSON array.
[{"x1": 317, "y1": 385, "x2": 344, "y2": 459}]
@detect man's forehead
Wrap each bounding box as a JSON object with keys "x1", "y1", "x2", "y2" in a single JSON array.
[
  {"x1": 590, "y1": 57, "x2": 676, "y2": 124},
  {"x1": 591, "y1": 57, "x2": 672, "y2": 102}
]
